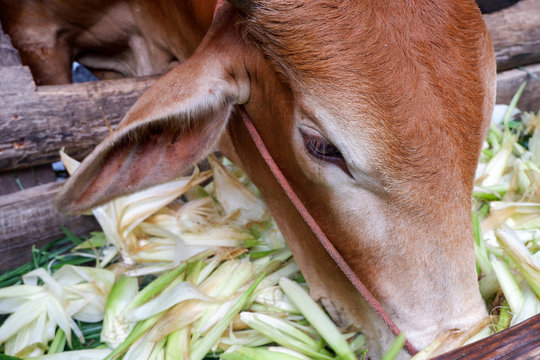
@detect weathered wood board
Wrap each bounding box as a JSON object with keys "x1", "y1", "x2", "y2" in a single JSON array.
[
  {"x1": 0, "y1": 182, "x2": 99, "y2": 271},
  {"x1": 1, "y1": 67, "x2": 538, "y2": 176},
  {"x1": 434, "y1": 313, "x2": 540, "y2": 359},
  {"x1": 0, "y1": 164, "x2": 56, "y2": 196},
  {"x1": 0, "y1": 68, "x2": 157, "y2": 171},
  {"x1": 496, "y1": 63, "x2": 540, "y2": 112},
  {"x1": 0, "y1": 67, "x2": 538, "y2": 176},
  {"x1": 484, "y1": 0, "x2": 540, "y2": 71}
]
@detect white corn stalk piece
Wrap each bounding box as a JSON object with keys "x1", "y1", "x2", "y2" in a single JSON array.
[
  {"x1": 30, "y1": 348, "x2": 112, "y2": 360},
  {"x1": 279, "y1": 278, "x2": 356, "y2": 360}
]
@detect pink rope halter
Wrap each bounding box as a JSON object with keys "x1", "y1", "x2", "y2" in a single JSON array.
[
  {"x1": 238, "y1": 107, "x2": 418, "y2": 357},
  {"x1": 213, "y1": 0, "x2": 418, "y2": 356}
]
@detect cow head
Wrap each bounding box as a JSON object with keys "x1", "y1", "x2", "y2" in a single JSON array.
[{"x1": 56, "y1": 1, "x2": 496, "y2": 357}]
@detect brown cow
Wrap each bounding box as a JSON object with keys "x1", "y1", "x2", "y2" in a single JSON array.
[
  {"x1": 0, "y1": 0, "x2": 217, "y2": 84},
  {"x1": 1, "y1": 0, "x2": 496, "y2": 358}
]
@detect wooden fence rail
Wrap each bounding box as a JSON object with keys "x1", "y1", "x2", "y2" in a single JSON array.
[
  {"x1": 485, "y1": 0, "x2": 540, "y2": 71},
  {"x1": 0, "y1": 69, "x2": 157, "y2": 171}
]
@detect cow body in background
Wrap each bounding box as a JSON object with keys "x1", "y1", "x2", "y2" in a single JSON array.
[
  {"x1": 0, "y1": 0, "x2": 218, "y2": 84},
  {"x1": 1, "y1": 1, "x2": 496, "y2": 358}
]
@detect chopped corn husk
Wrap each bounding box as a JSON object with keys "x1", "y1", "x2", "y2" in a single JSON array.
[
  {"x1": 30, "y1": 348, "x2": 112, "y2": 360},
  {"x1": 19, "y1": 154, "x2": 362, "y2": 359},
  {"x1": 0, "y1": 265, "x2": 114, "y2": 357},
  {"x1": 209, "y1": 155, "x2": 267, "y2": 225},
  {"x1": 419, "y1": 90, "x2": 540, "y2": 357},
  {"x1": 3, "y1": 96, "x2": 540, "y2": 360},
  {"x1": 101, "y1": 275, "x2": 139, "y2": 348}
]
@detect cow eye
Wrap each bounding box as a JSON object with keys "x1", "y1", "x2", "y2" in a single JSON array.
[
  {"x1": 300, "y1": 130, "x2": 353, "y2": 177},
  {"x1": 301, "y1": 131, "x2": 341, "y2": 160}
]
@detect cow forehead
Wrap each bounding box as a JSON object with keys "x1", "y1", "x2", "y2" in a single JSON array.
[
  {"x1": 241, "y1": 0, "x2": 488, "y2": 190},
  {"x1": 242, "y1": 0, "x2": 485, "y2": 111}
]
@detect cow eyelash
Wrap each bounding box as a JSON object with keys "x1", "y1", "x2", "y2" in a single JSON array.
[
  {"x1": 300, "y1": 130, "x2": 353, "y2": 178},
  {"x1": 301, "y1": 131, "x2": 341, "y2": 160}
]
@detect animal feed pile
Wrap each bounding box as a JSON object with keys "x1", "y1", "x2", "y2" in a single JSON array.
[{"x1": 1, "y1": 86, "x2": 540, "y2": 359}]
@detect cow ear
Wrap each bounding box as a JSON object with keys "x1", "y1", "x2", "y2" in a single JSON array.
[{"x1": 56, "y1": 27, "x2": 247, "y2": 213}]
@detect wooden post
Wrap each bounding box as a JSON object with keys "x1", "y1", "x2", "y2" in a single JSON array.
[
  {"x1": 496, "y1": 63, "x2": 540, "y2": 112},
  {"x1": 484, "y1": 0, "x2": 540, "y2": 71},
  {"x1": 0, "y1": 182, "x2": 99, "y2": 271},
  {"x1": 0, "y1": 74, "x2": 157, "y2": 171}
]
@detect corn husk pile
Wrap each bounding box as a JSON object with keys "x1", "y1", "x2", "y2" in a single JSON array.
[
  {"x1": 413, "y1": 84, "x2": 540, "y2": 358},
  {"x1": 473, "y1": 90, "x2": 540, "y2": 328},
  {"x1": 0, "y1": 155, "x2": 366, "y2": 360},
  {"x1": 1, "y1": 85, "x2": 539, "y2": 359}
]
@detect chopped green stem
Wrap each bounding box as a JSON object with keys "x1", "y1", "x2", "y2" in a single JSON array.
[
  {"x1": 279, "y1": 278, "x2": 356, "y2": 360},
  {"x1": 490, "y1": 255, "x2": 524, "y2": 314},
  {"x1": 61, "y1": 226, "x2": 83, "y2": 245},
  {"x1": 494, "y1": 301, "x2": 512, "y2": 333},
  {"x1": 472, "y1": 212, "x2": 492, "y2": 275},
  {"x1": 381, "y1": 333, "x2": 406, "y2": 360},
  {"x1": 249, "y1": 250, "x2": 278, "y2": 260},
  {"x1": 104, "y1": 312, "x2": 165, "y2": 360},
  {"x1": 503, "y1": 82, "x2": 527, "y2": 132},
  {"x1": 187, "y1": 260, "x2": 204, "y2": 284},
  {"x1": 0, "y1": 236, "x2": 96, "y2": 288},
  {"x1": 191, "y1": 275, "x2": 265, "y2": 360},
  {"x1": 240, "y1": 312, "x2": 332, "y2": 360},
  {"x1": 473, "y1": 184, "x2": 508, "y2": 200},
  {"x1": 220, "y1": 353, "x2": 252, "y2": 360},
  {"x1": 165, "y1": 328, "x2": 188, "y2": 360},
  {"x1": 126, "y1": 250, "x2": 213, "y2": 313},
  {"x1": 48, "y1": 329, "x2": 67, "y2": 354}
]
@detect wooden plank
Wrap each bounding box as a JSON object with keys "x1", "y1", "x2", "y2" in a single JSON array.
[
  {"x1": 0, "y1": 165, "x2": 57, "y2": 196},
  {"x1": 0, "y1": 66, "x2": 35, "y2": 95},
  {"x1": 0, "y1": 181, "x2": 99, "y2": 271},
  {"x1": 484, "y1": 0, "x2": 540, "y2": 71},
  {"x1": 32, "y1": 164, "x2": 58, "y2": 185},
  {"x1": 434, "y1": 313, "x2": 540, "y2": 359},
  {"x1": 496, "y1": 63, "x2": 540, "y2": 112},
  {"x1": 0, "y1": 75, "x2": 157, "y2": 171},
  {"x1": 0, "y1": 33, "x2": 22, "y2": 66},
  {"x1": 0, "y1": 17, "x2": 22, "y2": 66},
  {"x1": 0, "y1": 64, "x2": 538, "y2": 174},
  {"x1": 0, "y1": 171, "x2": 21, "y2": 195}
]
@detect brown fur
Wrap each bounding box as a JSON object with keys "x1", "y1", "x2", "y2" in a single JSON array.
[
  {"x1": 5, "y1": 1, "x2": 496, "y2": 358},
  {"x1": 0, "y1": 0, "x2": 217, "y2": 84}
]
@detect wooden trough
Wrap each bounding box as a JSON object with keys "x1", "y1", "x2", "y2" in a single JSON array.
[{"x1": 1, "y1": 1, "x2": 540, "y2": 358}]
